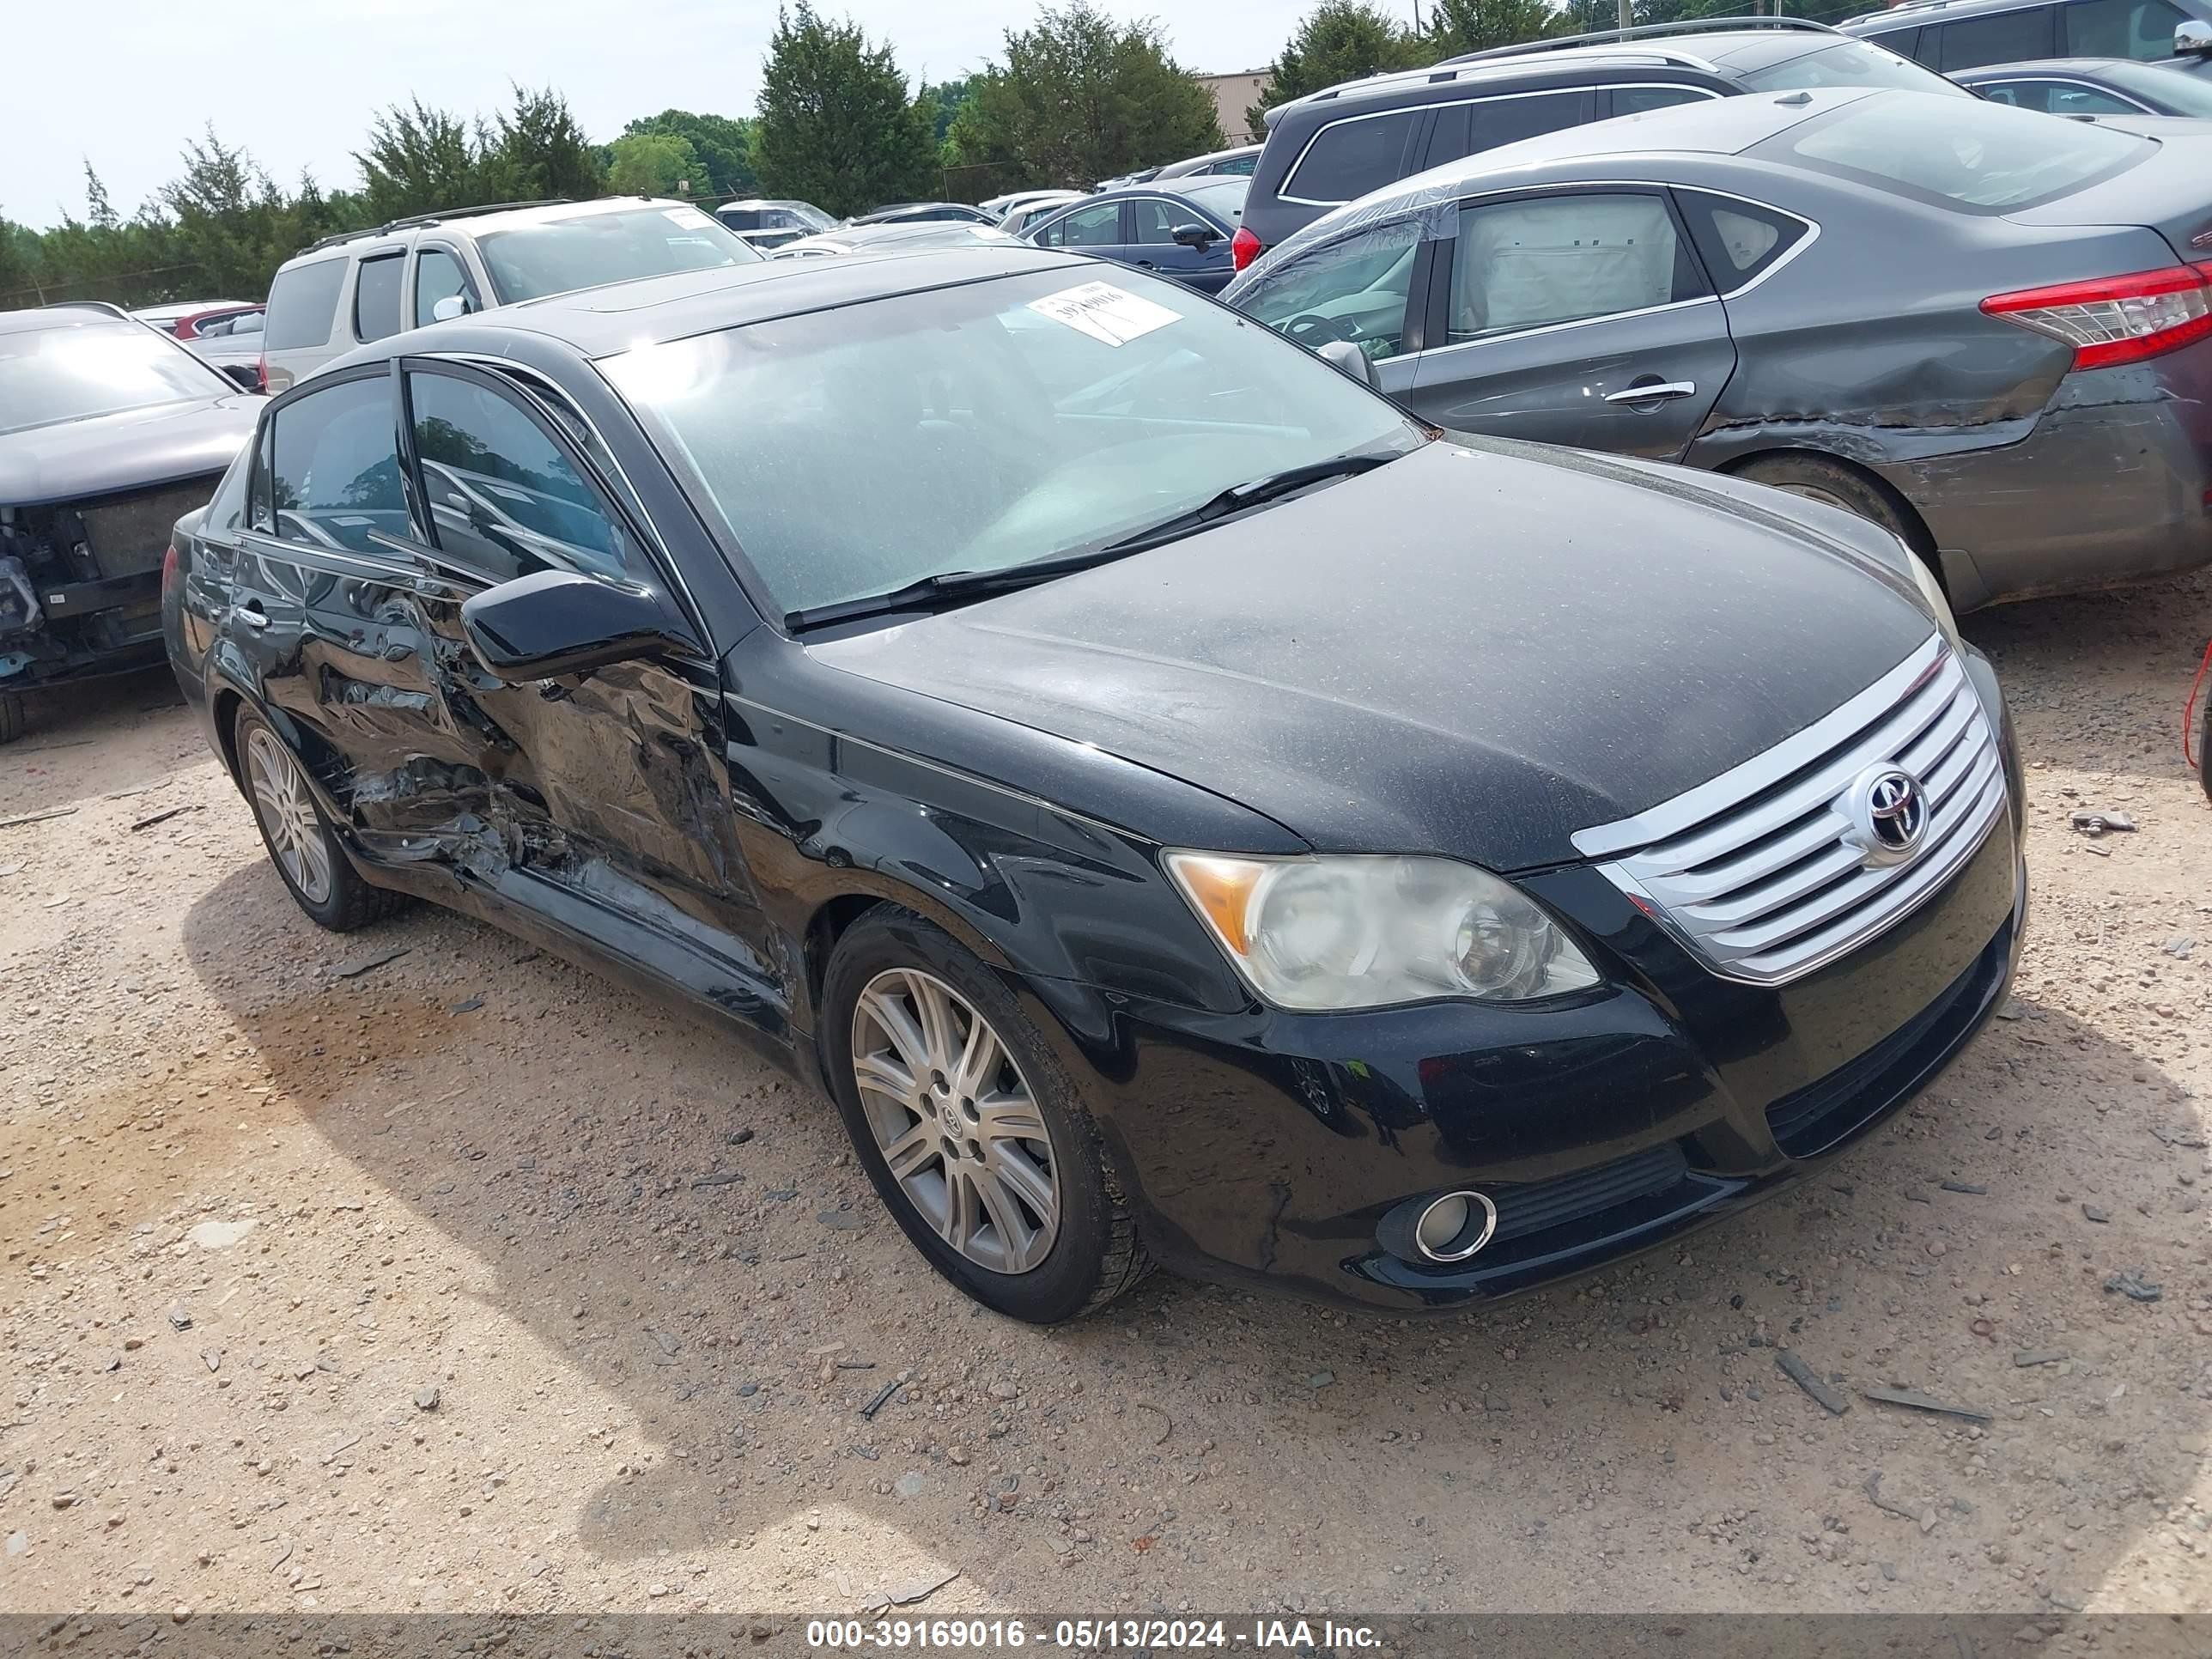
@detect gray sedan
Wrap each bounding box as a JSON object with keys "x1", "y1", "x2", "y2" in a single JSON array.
[{"x1": 1224, "y1": 86, "x2": 2212, "y2": 609}]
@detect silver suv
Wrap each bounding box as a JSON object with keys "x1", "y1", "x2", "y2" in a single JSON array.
[{"x1": 260, "y1": 197, "x2": 761, "y2": 391}]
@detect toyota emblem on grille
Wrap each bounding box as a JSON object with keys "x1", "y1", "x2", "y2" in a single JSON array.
[{"x1": 1847, "y1": 765, "x2": 1929, "y2": 866}]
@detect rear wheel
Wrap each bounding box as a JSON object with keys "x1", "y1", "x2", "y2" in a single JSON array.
[
  {"x1": 234, "y1": 708, "x2": 403, "y2": 933},
  {"x1": 1735, "y1": 453, "x2": 1929, "y2": 563},
  {"x1": 821, "y1": 909, "x2": 1148, "y2": 1322}
]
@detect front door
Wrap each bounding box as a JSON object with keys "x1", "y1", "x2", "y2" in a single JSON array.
[
  {"x1": 1127, "y1": 196, "x2": 1232, "y2": 292},
  {"x1": 1406, "y1": 187, "x2": 1735, "y2": 462},
  {"x1": 396, "y1": 361, "x2": 781, "y2": 1016}
]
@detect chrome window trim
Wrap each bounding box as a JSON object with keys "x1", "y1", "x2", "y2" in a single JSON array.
[
  {"x1": 1278, "y1": 84, "x2": 1653, "y2": 208},
  {"x1": 1969, "y1": 73, "x2": 2154, "y2": 109},
  {"x1": 1405, "y1": 179, "x2": 1819, "y2": 360},
  {"x1": 1573, "y1": 634, "x2": 1942, "y2": 858}
]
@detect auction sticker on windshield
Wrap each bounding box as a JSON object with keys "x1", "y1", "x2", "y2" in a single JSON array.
[{"x1": 1027, "y1": 280, "x2": 1182, "y2": 346}]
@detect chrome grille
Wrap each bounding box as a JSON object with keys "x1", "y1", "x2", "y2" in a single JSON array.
[{"x1": 1574, "y1": 636, "x2": 2007, "y2": 987}]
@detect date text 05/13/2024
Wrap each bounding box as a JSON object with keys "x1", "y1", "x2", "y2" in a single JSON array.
[{"x1": 805, "y1": 1617, "x2": 1382, "y2": 1650}]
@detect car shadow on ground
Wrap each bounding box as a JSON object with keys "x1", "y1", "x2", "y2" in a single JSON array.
[
  {"x1": 0, "y1": 665, "x2": 197, "y2": 808},
  {"x1": 178, "y1": 850, "x2": 2209, "y2": 1610}
]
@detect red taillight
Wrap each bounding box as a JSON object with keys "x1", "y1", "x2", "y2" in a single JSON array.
[
  {"x1": 255, "y1": 353, "x2": 268, "y2": 393},
  {"x1": 1231, "y1": 225, "x2": 1262, "y2": 271},
  {"x1": 1981, "y1": 261, "x2": 2212, "y2": 370},
  {"x1": 161, "y1": 543, "x2": 179, "y2": 599}
]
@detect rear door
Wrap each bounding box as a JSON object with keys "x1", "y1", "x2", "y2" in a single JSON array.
[
  {"x1": 1405, "y1": 185, "x2": 1735, "y2": 461},
  {"x1": 1030, "y1": 198, "x2": 1129, "y2": 262},
  {"x1": 1929, "y1": 4, "x2": 2058, "y2": 68},
  {"x1": 231, "y1": 365, "x2": 475, "y2": 846},
  {"x1": 397, "y1": 360, "x2": 776, "y2": 990},
  {"x1": 1420, "y1": 88, "x2": 1595, "y2": 173},
  {"x1": 2061, "y1": 0, "x2": 2192, "y2": 58}
]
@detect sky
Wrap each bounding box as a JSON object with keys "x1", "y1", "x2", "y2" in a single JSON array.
[{"x1": 3, "y1": 0, "x2": 1335, "y2": 230}]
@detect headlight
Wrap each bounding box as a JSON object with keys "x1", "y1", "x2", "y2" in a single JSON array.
[
  {"x1": 1163, "y1": 852, "x2": 1600, "y2": 1011},
  {"x1": 1906, "y1": 550, "x2": 1962, "y2": 650}
]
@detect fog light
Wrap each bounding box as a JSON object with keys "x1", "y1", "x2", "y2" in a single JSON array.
[{"x1": 1413, "y1": 1190, "x2": 1497, "y2": 1262}]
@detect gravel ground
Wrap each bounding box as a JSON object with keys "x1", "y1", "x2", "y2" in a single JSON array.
[{"x1": 2, "y1": 571, "x2": 2209, "y2": 1624}]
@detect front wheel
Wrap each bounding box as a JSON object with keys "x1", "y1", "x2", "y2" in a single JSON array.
[
  {"x1": 0, "y1": 690, "x2": 24, "y2": 745},
  {"x1": 234, "y1": 708, "x2": 404, "y2": 933},
  {"x1": 820, "y1": 909, "x2": 1149, "y2": 1322}
]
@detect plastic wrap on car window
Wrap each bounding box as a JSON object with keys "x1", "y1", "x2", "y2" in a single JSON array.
[{"x1": 1224, "y1": 182, "x2": 1468, "y2": 304}]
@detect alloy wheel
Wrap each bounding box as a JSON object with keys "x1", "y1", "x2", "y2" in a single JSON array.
[
  {"x1": 245, "y1": 726, "x2": 334, "y2": 906},
  {"x1": 849, "y1": 967, "x2": 1060, "y2": 1274}
]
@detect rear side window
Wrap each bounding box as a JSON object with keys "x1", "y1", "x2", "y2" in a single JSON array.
[
  {"x1": 1610, "y1": 86, "x2": 1717, "y2": 117},
  {"x1": 1427, "y1": 91, "x2": 1590, "y2": 168},
  {"x1": 1036, "y1": 199, "x2": 1122, "y2": 248},
  {"x1": 264, "y1": 258, "x2": 346, "y2": 351},
  {"x1": 1676, "y1": 191, "x2": 1809, "y2": 289},
  {"x1": 1932, "y1": 5, "x2": 2057, "y2": 68},
  {"x1": 1285, "y1": 109, "x2": 1422, "y2": 205},
  {"x1": 1446, "y1": 192, "x2": 1705, "y2": 343},
  {"x1": 1770, "y1": 93, "x2": 2147, "y2": 210},
  {"x1": 407, "y1": 369, "x2": 635, "y2": 582},
  {"x1": 268, "y1": 374, "x2": 406, "y2": 556},
  {"x1": 2063, "y1": 0, "x2": 2188, "y2": 55},
  {"x1": 1738, "y1": 40, "x2": 1967, "y2": 95},
  {"x1": 353, "y1": 254, "x2": 404, "y2": 343}
]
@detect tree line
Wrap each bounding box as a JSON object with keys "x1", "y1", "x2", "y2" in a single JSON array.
[{"x1": 0, "y1": 0, "x2": 1854, "y2": 313}]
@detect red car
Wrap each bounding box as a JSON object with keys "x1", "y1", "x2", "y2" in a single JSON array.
[{"x1": 131, "y1": 301, "x2": 262, "y2": 339}]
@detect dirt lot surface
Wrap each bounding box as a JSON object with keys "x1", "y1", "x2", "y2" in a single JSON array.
[{"x1": 2, "y1": 574, "x2": 2209, "y2": 1626}]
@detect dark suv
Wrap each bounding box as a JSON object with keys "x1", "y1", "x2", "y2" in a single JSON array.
[{"x1": 1237, "y1": 16, "x2": 1969, "y2": 268}]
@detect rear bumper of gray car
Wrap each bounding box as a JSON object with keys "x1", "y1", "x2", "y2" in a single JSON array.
[{"x1": 1877, "y1": 345, "x2": 2212, "y2": 610}]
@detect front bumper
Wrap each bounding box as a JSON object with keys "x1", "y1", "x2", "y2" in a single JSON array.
[{"x1": 1029, "y1": 666, "x2": 2027, "y2": 1313}]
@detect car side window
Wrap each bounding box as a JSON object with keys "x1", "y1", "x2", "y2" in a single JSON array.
[
  {"x1": 1132, "y1": 199, "x2": 1187, "y2": 245},
  {"x1": 353, "y1": 253, "x2": 404, "y2": 343},
  {"x1": 1037, "y1": 200, "x2": 1123, "y2": 248},
  {"x1": 2063, "y1": 0, "x2": 2188, "y2": 55},
  {"x1": 1237, "y1": 218, "x2": 1421, "y2": 361},
  {"x1": 1674, "y1": 190, "x2": 1808, "y2": 291},
  {"x1": 1934, "y1": 5, "x2": 2057, "y2": 68},
  {"x1": 406, "y1": 368, "x2": 637, "y2": 584},
  {"x1": 2048, "y1": 79, "x2": 2142, "y2": 111},
  {"x1": 1284, "y1": 108, "x2": 1422, "y2": 205},
  {"x1": 266, "y1": 374, "x2": 408, "y2": 556},
  {"x1": 1610, "y1": 85, "x2": 1717, "y2": 117},
  {"x1": 1426, "y1": 90, "x2": 1591, "y2": 168},
  {"x1": 1975, "y1": 77, "x2": 2042, "y2": 106},
  {"x1": 264, "y1": 258, "x2": 346, "y2": 351},
  {"x1": 413, "y1": 248, "x2": 477, "y2": 327},
  {"x1": 1448, "y1": 191, "x2": 1707, "y2": 344}
]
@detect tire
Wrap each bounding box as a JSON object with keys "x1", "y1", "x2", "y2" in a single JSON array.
[
  {"x1": 0, "y1": 691, "x2": 22, "y2": 745},
  {"x1": 1734, "y1": 454, "x2": 1929, "y2": 563},
  {"x1": 233, "y1": 707, "x2": 404, "y2": 933},
  {"x1": 820, "y1": 908, "x2": 1150, "y2": 1322}
]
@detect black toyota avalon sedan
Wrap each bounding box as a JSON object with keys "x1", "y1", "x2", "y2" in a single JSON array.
[{"x1": 163, "y1": 246, "x2": 2026, "y2": 1322}]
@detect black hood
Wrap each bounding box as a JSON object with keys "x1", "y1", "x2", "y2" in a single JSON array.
[
  {"x1": 810, "y1": 440, "x2": 1939, "y2": 871},
  {"x1": 0, "y1": 395, "x2": 260, "y2": 507}
]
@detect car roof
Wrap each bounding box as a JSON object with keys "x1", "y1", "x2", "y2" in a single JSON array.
[
  {"x1": 0, "y1": 307, "x2": 142, "y2": 338},
  {"x1": 1157, "y1": 143, "x2": 1261, "y2": 175},
  {"x1": 1842, "y1": 0, "x2": 2092, "y2": 28},
  {"x1": 279, "y1": 196, "x2": 692, "y2": 269},
  {"x1": 1271, "y1": 49, "x2": 1727, "y2": 122},
  {"x1": 319, "y1": 244, "x2": 1093, "y2": 372},
  {"x1": 1954, "y1": 56, "x2": 2132, "y2": 74}
]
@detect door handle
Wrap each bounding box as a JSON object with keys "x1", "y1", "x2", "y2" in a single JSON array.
[
  {"x1": 1603, "y1": 380, "x2": 1697, "y2": 404},
  {"x1": 234, "y1": 601, "x2": 269, "y2": 630}
]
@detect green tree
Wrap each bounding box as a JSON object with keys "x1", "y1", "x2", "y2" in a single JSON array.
[
  {"x1": 921, "y1": 76, "x2": 980, "y2": 147},
  {"x1": 607, "y1": 131, "x2": 704, "y2": 197},
  {"x1": 356, "y1": 99, "x2": 483, "y2": 221},
  {"x1": 620, "y1": 110, "x2": 756, "y2": 197},
  {"x1": 161, "y1": 127, "x2": 293, "y2": 299},
  {"x1": 946, "y1": 3, "x2": 1224, "y2": 191},
  {"x1": 752, "y1": 3, "x2": 940, "y2": 217},
  {"x1": 482, "y1": 85, "x2": 604, "y2": 202},
  {"x1": 1249, "y1": 2, "x2": 1425, "y2": 136},
  {"x1": 1425, "y1": 0, "x2": 1577, "y2": 55}
]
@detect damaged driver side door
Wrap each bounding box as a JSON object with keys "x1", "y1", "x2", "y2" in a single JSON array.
[{"x1": 395, "y1": 361, "x2": 782, "y2": 1030}]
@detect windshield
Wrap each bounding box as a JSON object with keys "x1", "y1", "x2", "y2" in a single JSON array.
[
  {"x1": 476, "y1": 205, "x2": 763, "y2": 303},
  {"x1": 1181, "y1": 177, "x2": 1254, "y2": 221},
  {"x1": 0, "y1": 320, "x2": 231, "y2": 436},
  {"x1": 605, "y1": 266, "x2": 1419, "y2": 618},
  {"x1": 1767, "y1": 91, "x2": 2151, "y2": 210},
  {"x1": 1739, "y1": 40, "x2": 1971, "y2": 96},
  {"x1": 2102, "y1": 60, "x2": 2212, "y2": 115}
]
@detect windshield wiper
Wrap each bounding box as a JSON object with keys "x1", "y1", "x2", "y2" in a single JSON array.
[
  {"x1": 1095, "y1": 450, "x2": 1396, "y2": 557},
  {"x1": 783, "y1": 448, "x2": 1404, "y2": 632}
]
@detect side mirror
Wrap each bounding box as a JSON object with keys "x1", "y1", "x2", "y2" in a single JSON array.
[
  {"x1": 459, "y1": 568, "x2": 690, "y2": 682},
  {"x1": 1316, "y1": 338, "x2": 1379, "y2": 390},
  {"x1": 2179, "y1": 18, "x2": 2212, "y2": 52},
  {"x1": 430, "y1": 294, "x2": 473, "y2": 323},
  {"x1": 1171, "y1": 222, "x2": 1216, "y2": 250},
  {"x1": 221, "y1": 362, "x2": 264, "y2": 393}
]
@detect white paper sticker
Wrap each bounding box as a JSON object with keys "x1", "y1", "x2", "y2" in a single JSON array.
[
  {"x1": 1025, "y1": 280, "x2": 1182, "y2": 347},
  {"x1": 664, "y1": 206, "x2": 714, "y2": 228}
]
